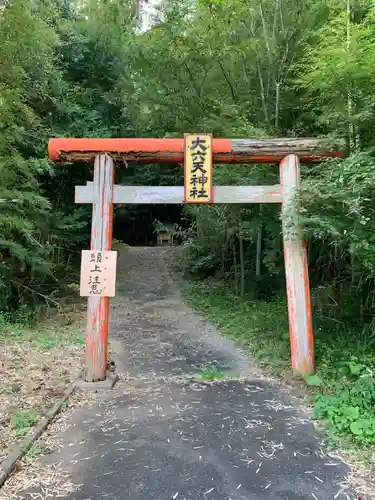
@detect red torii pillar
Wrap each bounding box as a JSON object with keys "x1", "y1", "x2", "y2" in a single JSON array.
[{"x1": 48, "y1": 137, "x2": 345, "y2": 383}]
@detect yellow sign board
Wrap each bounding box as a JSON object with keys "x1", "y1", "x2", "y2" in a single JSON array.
[
  {"x1": 184, "y1": 134, "x2": 213, "y2": 204},
  {"x1": 80, "y1": 250, "x2": 117, "y2": 297}
]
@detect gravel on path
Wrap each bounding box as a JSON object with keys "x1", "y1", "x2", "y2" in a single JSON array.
[{"x1": 13, "y1": 246, "x2": 359, "y2": 500}]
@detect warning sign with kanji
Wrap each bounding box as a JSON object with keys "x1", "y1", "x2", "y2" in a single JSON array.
[
  {"x1": 80, "y1": 251, "x2": 117, "y2": 297},
  {"x1": 184, "y1": 133, "x2": 213, "y2": 204}
]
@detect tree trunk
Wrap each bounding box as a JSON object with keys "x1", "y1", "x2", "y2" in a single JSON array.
[
  {"x1": 346, "y1": 0, "x2": 355, "y2": 151},
  {"x1": 239, "y1": 235, "x2": 245, "y2": 298},
  {"x1": 233, "y1": 239, "x2": 239, "y2": 296},
  {"x1": 256, "y1": 206, "x2": 263, "y2": 277}
]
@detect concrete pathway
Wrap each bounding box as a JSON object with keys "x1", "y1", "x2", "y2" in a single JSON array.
[{"x1": 18, "y1": 247, "x2": 356, "y2": 499}]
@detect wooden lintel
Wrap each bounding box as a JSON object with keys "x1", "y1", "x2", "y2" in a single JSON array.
[
  {"x1": 75, "y1": 184, "x2": 283, "y2": 204},
  {"x1": 49, "y1": 137, "x2": 345, "y2": 164}
]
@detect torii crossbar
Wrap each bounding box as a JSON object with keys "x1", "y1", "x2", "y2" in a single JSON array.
[{"x1": 48, "y1": 136, "x2": 345, "y2": 384}]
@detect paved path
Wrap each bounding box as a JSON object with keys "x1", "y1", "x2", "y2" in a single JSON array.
[{"x1": 19, "y1": 247, "x2": 356, "y2": 499}]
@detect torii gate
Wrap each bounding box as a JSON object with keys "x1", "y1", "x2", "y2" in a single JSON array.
[{"x1": 48, "y1": 136, "x2": 344, "y2": 386}]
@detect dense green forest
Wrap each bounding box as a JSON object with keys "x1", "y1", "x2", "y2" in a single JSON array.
[
  {"x1": 2, "y1": 0, "x2": 375, "y2": 443},
  {"x1": 2, "y1": 0, "x2": 374, "y2": 311}
]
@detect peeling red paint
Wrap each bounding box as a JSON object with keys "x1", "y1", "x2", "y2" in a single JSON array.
[
  {"x1": 49, "y1": 137, "x2": 345, "y2": 164},
  {"x1": 84, "y1": 155, "x2": 114, "y2": 382},
  {"x1": 280, "y1": 155, "x2": 314, "y2": 377}
]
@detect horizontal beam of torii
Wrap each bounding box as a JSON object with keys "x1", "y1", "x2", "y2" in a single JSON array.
[
  {"x1": 48, "y1": 137, "x2": 345, "y2": 164},
  {"x1": 75, "y1": 182, "x2": 283, "y2": 204}
]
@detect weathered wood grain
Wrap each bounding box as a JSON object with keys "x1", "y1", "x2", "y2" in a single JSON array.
[
  {"x1": 85, "y1": 154, "x2": 114, "y2": 382},
  {"x1": 280, "y1": 154, "x2": 314, "y2": 376},
  {"x1": 49, "y1": 137, "x2": 345, "y2": 164},
  {"x1": 75, "y1": 184, "x2": 283, "y2": 204}
]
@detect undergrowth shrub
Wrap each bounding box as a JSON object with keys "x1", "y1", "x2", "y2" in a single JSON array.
[{"x1": 313, "y1": 365, "x2": 375, "y2": 446}]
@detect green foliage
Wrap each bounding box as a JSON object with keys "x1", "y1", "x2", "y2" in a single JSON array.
[
  {"x1": 198, "y1": 366, "x2": 226, "y2": 382},
  {"x1": 161, "y1": 0, "x2": 375, "y2": 339},
  {"x1": 27, "y1": 443, "x2": 44, "y2": 458},
  {"x1": 304, "y1": 374, "x2": 323, "y2": 387},
  {"x1": 313, "y1": 372, "x2": 375, "y2": 446},
  {"x1": 302, "y1": 152, "x2": 375, "y2": 278},
  {"x1": 11, "y1": 409, "x2": 38, "y2": 437},
  {"x1": 0, "y1": 0, "x2": 91, "y2": 311},
  {"x1": 0, "y1": 312, "x2": 85, "y2": 347},
  {"x1": 0, "y1": 0, "x2": 141, "y2": 312}
]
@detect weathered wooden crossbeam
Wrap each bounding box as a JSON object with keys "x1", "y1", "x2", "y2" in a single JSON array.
[
  {"x1": 49, "y1": 137, "x2": 345, "y2": 164},
  {"x1": 75, "y1": 183, "x2": 283, "y2": 204}
]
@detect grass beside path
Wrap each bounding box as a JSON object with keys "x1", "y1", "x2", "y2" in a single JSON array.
[
  {"x1": 181, "y1": 279, "x2": 375, "y2": 456},
  {"x1": 0, "y1": 304, "x2": 86, "y2": 466}
]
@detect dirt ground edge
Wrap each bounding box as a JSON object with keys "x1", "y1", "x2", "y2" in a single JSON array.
[{"x1": 0, "y1": 381, "x2": 76, "y2": 489}]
